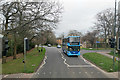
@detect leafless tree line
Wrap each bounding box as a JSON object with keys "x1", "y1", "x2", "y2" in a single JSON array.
[
  {"x1": 82, "y1": 8, "x2": 119, "y2": 48},
  {"x1": 0, "y1": 1, "x2": 62, "y2": 59}
]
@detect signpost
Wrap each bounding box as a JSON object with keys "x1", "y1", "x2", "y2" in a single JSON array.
[
  {"x1": 0, "y1": 34, "x2": 3, "y2": 58},
  {"x1": 24, "y1": 37, "x2": 28, "y2": 72},
  {"x1": 0, "y1": 33, "x2": 2, "y2": 80},
  {"x1": 118, "y1": 1, "x2": 120, "y2": 73},
  {"x1": 23, "y1": 37, "x2": 29, "y2": 72}
]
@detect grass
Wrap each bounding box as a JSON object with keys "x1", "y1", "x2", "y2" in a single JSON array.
[
  {"x1": 2, "y1": 47, "x2": 45, "y2": 74},
  {"x1": 83, "y1": 52, "x2": 119, "y2": 72},
  {"x1": 81, "y1": 48, "x2": 113, "y2": 50}
]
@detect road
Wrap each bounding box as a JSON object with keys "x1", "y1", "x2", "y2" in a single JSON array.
[{"x1": 32, "y1": 47, "x2": 118, "y2": 78}]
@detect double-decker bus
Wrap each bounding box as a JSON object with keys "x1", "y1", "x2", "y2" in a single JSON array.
[{"x1": 62, "y1": 36, "x2": 80, "y2": 56}]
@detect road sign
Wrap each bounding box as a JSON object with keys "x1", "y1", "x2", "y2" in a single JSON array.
[{"x1": 96, "y1": 41, "x2": 100, "y2": 43}]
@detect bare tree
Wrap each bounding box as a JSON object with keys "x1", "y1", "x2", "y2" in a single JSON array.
[
  {"x1": 82, "y1": 30, "x2": 99, "y2": 47},
  {"x1": 93, "y1": 8, "x2": 116, "y2": 47},
  {"x1": 68, "y1": 30, "x2": 82, "y2": 37},
  {"x1": 0, "y1": 1, "x2": 63, "y2": 59}
]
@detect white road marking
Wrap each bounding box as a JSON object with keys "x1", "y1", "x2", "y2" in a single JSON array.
[
  {"x1": 80, "y1": 55, "x2": 108, "y2": 74},
  {"x1": 80, "y1": 55, "x2": 91, "y2": 64},
  {"x1": 58, "y1": 50, "x2": 93, "y2": 68},
  {"x1": 38, "y1": 73, "x2": 39, "y2": 74},
  {"x1": 49, "y1": 72, "x2": 51, "y2": 74},
  {"x1": 59, "y1": 50, "x2": 70, "y2": 67},
  {"x1": 79, "y1": 72, "x2": 81, "y2": 74},
  {"x1": 68, "y1": 65, "x2": 93, "y2": 68},
  {"x1": 85, "y1": 72, "x2": 87, "y2": 74},
  {"x1": 4, "y1": 75, "x2": 8, "y2": 78},
  {"x1": 39, "y1": 56, "x2": 47, "y2": 69}
]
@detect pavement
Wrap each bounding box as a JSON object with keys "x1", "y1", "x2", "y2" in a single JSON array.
[
  {"x1": 1, "y1": 47, "x2": 119, "y2": 79},
  {"x1": 97, "y1": 51, "x2": 119, "y2": 61},
  {"x1": 81, "y1": 49, "x2": 119, "y2": 60}
]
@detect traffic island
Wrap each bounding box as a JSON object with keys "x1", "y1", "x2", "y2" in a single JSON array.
[
  {"x1": 2, "y1": 47, "x2": 46, "y2": 74},
  {"x1": 83, "y1": 52, "x2": 119, "y2": 72}
]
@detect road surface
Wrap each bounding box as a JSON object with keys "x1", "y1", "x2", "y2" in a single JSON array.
[{"x1": 32, "y1": 47, "x2": 118, "y2": 78}]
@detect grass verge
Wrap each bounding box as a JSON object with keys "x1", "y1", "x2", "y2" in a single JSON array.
[
  {"x1": 2, "y1": 47, "x2": 45, "y2": 74},
  {"x1": 81, "y1": 48, "x2": 112, "y2": 50},
  {"x1": 83, "y1": 52, "x2": 119, "y2": 72}
]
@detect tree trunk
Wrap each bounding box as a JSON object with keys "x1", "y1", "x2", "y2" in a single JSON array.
[
  {"x1": 105, "y1": 28, "x2": 107, "y2": 49},
  {"x1": 13, "y1": 33, "x2": 17, "y2": 59}
]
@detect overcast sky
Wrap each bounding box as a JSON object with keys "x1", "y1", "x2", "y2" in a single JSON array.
[{"x1": 54, "y1": 0, "x2": 120, "y2": 37}]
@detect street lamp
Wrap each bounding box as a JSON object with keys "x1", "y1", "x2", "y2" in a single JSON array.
[{"x1": 112, "y1": 0, "x2": 117, "y2": 71}]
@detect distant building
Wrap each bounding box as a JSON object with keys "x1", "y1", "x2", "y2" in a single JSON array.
[{"x1": 56, "y1": 38, "x2": 62, "y2": 45}]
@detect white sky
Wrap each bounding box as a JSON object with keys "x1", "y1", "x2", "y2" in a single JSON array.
[{"x1": 55, "y1": 0, "x2": 120, "y2": 37}]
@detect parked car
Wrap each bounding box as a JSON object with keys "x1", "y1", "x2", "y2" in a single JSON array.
[
  {"x1": 57, "y1": 45, "x2": 61, "y2": 48},
  {"x1": 48, "y1": 44, "x2": 51, "y2": 47}
]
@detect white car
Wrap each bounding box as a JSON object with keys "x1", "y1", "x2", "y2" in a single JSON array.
[
  {"x1": 57, "y1": 45, "x2": 61, "y2": 48},
  {"x1": 48, "y1": 44, "x2": 51, "y2": 47}
]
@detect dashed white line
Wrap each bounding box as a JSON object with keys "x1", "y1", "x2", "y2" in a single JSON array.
[
  {"x1": 39, "y1": 56, "x2": 47, "y2": 69},
  {"x1": 85, "y1": 72, "x2": 87, "y2": 74},
  {"x1": 79, "y1": 72, "x2": 81, "y2": 74}
]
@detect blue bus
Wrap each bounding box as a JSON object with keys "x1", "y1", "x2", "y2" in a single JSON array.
[{"x1": 62, "y1": 36, "x2": 80, "y2": 56}]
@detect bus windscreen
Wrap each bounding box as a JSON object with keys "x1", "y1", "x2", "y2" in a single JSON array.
[
  {"x1": 69, "y1": 37, "x2": 80, "y2": 42},
  {"x1": 68, "y1": 46, "x2": 80, "y2": 51}
]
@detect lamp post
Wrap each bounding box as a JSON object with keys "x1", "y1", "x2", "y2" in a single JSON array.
[{"x1": 113, "y1": 0, "x2": 117, "y2": 71}]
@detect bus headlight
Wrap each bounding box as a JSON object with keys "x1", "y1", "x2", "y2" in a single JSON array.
[
  {"x1": 78, "y1": 49, "x2": 79, "y2": 51},
  {"x1": 66, "y1": 46, "x2": 68, "y2": 48}
]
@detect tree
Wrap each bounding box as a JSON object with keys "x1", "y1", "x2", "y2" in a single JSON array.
[
  {"x1": 0, "y1": 1, "x2": 63, "y2": 59},
  {"x1": 68, "y1": 30, "x2": 82, "y2": 37},
  {"x1": 93, "y1": 8, "x2": 118, "y2": 48},
  {"x1": 82, "y1": 30, "x2": 99, "y2": 47}
]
